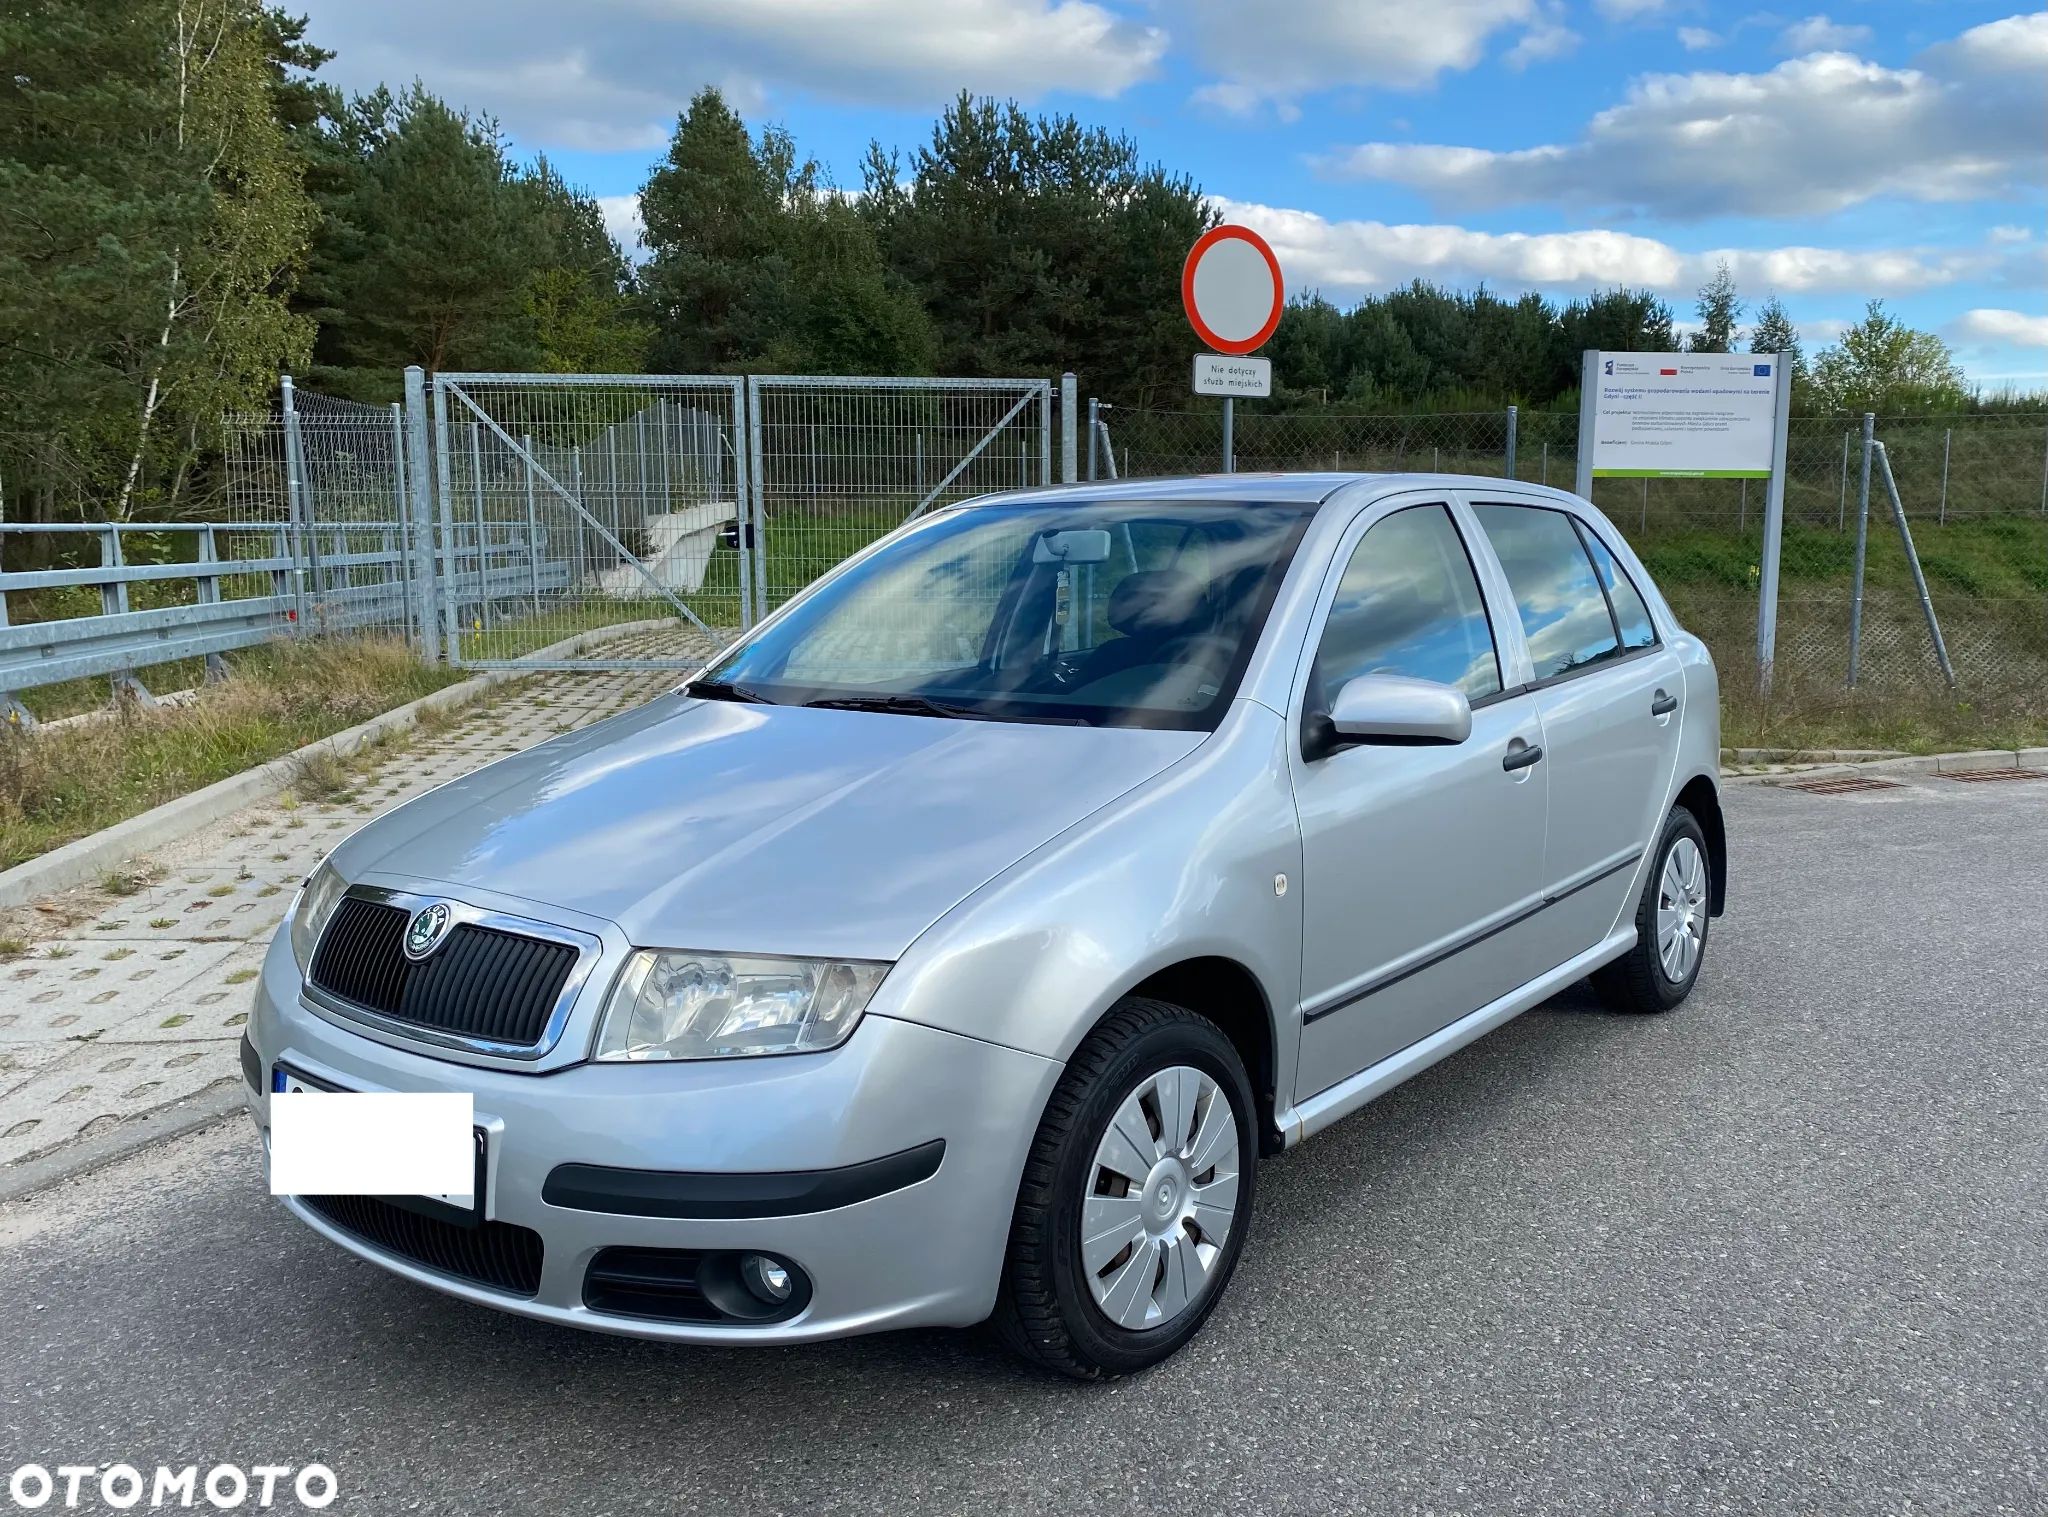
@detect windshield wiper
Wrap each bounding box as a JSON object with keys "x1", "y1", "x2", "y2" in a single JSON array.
[
  {"x1": 803, "y1": 693, "x2": 1090, "y2": 726},
  {"x1": 685, "y1": 678, "x2": 776, "y2": 704}
]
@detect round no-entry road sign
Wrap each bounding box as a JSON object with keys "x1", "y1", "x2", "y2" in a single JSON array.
[{"x1": 1182, "y1": 225, "x2": 1284, "y2": 356}]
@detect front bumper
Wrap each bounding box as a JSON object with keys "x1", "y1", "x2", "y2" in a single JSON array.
[{"x1": 246, "y1": 934, "x2": 1062, "y2": 1344}]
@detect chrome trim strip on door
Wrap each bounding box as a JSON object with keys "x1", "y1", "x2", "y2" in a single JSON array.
[{"x1": 301, "y1": 884, "x2": 606, "y2": 1060}]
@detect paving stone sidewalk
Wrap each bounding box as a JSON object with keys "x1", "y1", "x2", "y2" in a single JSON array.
[{"x1": 0, "y1": 629, "x2": 711, "y2": 1176}]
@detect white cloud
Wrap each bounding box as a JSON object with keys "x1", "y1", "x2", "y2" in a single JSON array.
[
  {"x1": 1316, "y1": 11, "x2": 2048, "y2": 220},
  {"x1": 1175, "y1": 0, "x2": 1541, "y2": 104},
  {"x1": 1212, "y1": 196, "x2": 1992, "y2": 304},
  {"x1": 1676, "y1": 27, "x2": 1721, "y2": 51},
  {"x1": 1952, "y1": 309, "x2": 2048, "y2": 347},
  {"x1": 597, "y1": 194, "x2": 644, "y2": 259},
  {"x1": 1596, "y1": 0, "x2": 1670, "y2": 17},
  {"x1": 299, "y1": 0, "x2": 1165, "y2": 150},
  {"x1": 1778, "y1": 15, "x2": 1873, "y2": 53},
  {"x1": 1987, "y1": 225, "x2": 2036, "y2": 246},
  {"x1": 1506, "y1": 17, "x2": 1581, "y2": 69}
]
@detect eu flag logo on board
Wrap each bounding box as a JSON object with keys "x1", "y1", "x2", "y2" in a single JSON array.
[{"x1": 1753, "y1": 363, "x2": 1772, "y2": 376}]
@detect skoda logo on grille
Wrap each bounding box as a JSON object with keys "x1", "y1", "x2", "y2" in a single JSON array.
[{"x1": 403, "y1": 901, "x2": 454, "y2": 961}]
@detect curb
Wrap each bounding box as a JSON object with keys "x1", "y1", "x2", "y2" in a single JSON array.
[
  {"x1": 0, "y1": 618, "x2": 682, "y2": 912},
  {"x1": 1728, "y1": 747, "x2": 2048, "y2": 785},
  {"x1": 0, "y1": 1084, "x2": 246, "y2": 1206}
]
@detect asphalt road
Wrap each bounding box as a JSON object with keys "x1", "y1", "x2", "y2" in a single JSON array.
[{"x1": 3, "y1": 773, "x2": 2044, "y2": 1515}]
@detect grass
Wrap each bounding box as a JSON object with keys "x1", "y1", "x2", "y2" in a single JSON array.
[{"x1": 0, "y1": 637, "x2": 463, "y2": 872}]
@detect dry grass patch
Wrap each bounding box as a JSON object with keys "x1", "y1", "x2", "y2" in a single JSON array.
[{"x1": 0, "y1": 638, "x2": 462, "y2": 872}]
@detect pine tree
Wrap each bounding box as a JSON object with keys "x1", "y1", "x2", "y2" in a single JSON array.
[
  {"x1": 1688, "y1": 260, "x2": 1742, "y2": 353},
  {"x1": 1747, "y1": 295, "x2": 1805, "y2": 378}
]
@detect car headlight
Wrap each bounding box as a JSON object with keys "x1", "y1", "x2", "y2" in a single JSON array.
[
  {"x1": 594, "y1": 951, "x2": 889, "y2": 1061},
  {"x1": 288, "y1": 861, "x2": 348, "y2": 973}
]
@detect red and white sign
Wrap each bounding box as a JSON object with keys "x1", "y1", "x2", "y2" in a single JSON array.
[{"x1": 1181, "y1": 225, "x2": 1284, "y2": 356}]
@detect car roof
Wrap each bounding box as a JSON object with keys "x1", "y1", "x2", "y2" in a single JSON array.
[{"x1": 969, "y1": 472, "x2": 1587, "y2": 510}]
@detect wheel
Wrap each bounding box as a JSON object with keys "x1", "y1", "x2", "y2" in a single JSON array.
[
  {"x1": 1595, "y1": 806, "x2": 1712, "y2": 1013},
  {"x1": 992, "y1": 997, "x2": 1257, "y2": 1379}
]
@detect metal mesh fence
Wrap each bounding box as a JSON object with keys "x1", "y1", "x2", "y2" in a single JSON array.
[
  {"x1": 1098, "y1": 404, "x2": 2048, "y2": 714},
  {"x1": 749, "y1": 376, "x2": 1052, "y2": 615},
  {"x1": 432, "y1": 375, "x2": 747, "y2": 667}
]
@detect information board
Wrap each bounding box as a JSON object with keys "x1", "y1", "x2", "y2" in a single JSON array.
[{"x1": 1585, "y1": 353, "x2": 1781, "y2": 478}]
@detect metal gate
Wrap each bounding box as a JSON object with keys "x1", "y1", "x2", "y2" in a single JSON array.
[
  {"x1": 744, "y1": 375, "x2": 1053, "y2": 616},
  {"x1": 431, "y1": 373, "x2": 749, "y2": 670}
]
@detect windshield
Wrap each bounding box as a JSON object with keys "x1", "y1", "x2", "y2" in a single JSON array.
[{"x1": 698, "y1": 499, "x2": 1315, "y2": 729}]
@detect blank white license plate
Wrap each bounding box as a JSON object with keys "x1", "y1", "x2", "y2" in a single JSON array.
[{"x1": 271, "y1": 1065, "x2": 483, "y2": 1217}]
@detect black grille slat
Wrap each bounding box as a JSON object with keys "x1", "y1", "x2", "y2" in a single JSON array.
[
  {"x1": 308, "y1": 898, "x2": 578, "y2": 1049},
  {"x1": 303, "y1": 1195, "x2": 543, "y2": 1297}
]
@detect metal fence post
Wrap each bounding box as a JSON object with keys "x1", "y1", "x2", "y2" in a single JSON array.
[
  {"x1": 1873, "y1": 441, "x2": 1956, "y2": 687},
  {"x1": 402, "y1": 366, "x2": 441, "y2": 664},
  {"x1": 1847, "y1": 412, "x2": 1876, "y2": 688},
  {"x1": 1060, "y1": 373, "x2": 1078, "y2": 484},
  {"x1": 100, "y1": 526, "x2": 151, "y2": 704},
  {"x1": 279, "y1": 376, "x2": 312, "y2": 632},
  {"x1": 386, "y1": 401, "x2": 416, "y2": 651},
  {"x1": 2039, "y1": 420, "x2": 2047, "y2": 514},
  {"x1": 469, "y1": 421, "x2": 491, "y2": 633},
  {"x1": 1754, "y1": 358, "x2": 1793, "y2": 700},
  {"x1": 1087, "y1": 398, "x2": 1100, "y2": 481},
  {"x1": 746, "y1": 375, "x2": 768, "y2": 620},
  {"x1": 1039, "y1": 382, "x2": 1053, "y2": 484},
  {"x1": 431, "y1": 376, "x2": 460, "y2": 661},
  {"x1": 195, "y1": 526, "x2": 229, "y2": 683},
  {"x1": 1540, "y1": 442, "x2": 1549, "y2": 486},
  {"x1": 1504, "y1": 405, "x2": 1518, "y2": 479},
  {"x1": 1939, "y1": 428, "x2": 1951, "y2": 525},
  {"x1": 1222, "y1": 398, "x2": 1235, "y2": 475},
  {"x1": 522, "y1": 432, "x2": 542, "y2": 616}
]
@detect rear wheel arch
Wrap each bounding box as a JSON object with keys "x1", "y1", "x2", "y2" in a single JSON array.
[{"x1": 1675, "y1": 772, "x2": 1726, "y2": 916}]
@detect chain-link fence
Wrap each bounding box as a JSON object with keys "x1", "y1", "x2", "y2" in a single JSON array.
[
  {"x1": 748, "y1": 376, "x2": 1052, "y2": 615},
  {"x1": 432, "y1": 374, "x2": 747, "y2": 668},
  {"x1": 1096, "y1": 403, "x2": 2048, "y2": 718}
]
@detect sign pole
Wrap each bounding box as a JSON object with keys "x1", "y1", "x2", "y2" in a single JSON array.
[
  {"x1": 1574, "y1": 349, "x2": 1598, "y2": 500},
  {"x1": 1182, "y1": 224, "x2": 1282, "y2": 478},
  {"x1": 1754, "y1": 354, "x2": 1792, "y2": 700}
]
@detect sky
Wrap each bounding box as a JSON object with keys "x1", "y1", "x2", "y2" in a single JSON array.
[{"x1": 296, "y1": 0, "x2": 2047, "y2": 388}]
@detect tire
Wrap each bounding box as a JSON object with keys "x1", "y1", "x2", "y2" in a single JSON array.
[
  {"x1": 1595, "y1": 806, "x2": 1712, "y2": 1014},
  {"x1": 991, "y1": 997, "x2": 1258, "y2": 1379}
]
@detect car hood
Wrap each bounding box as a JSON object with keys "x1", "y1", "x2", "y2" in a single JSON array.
[{"x1": 340, "y1": 693, "x2": 1205, "y2": 960}]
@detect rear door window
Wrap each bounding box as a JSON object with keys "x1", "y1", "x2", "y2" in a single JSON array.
[
  {"x1": 1577, "y1": 526, "x2": 1658, "y2": 650},
  {"x1": 1471, "y1": 504, "x2": 1621, "y2": 681}
]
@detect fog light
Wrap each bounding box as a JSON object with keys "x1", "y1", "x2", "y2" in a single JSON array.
[{"x1": 741, "y1": 1253, "x2": 793, "y2": 1304}]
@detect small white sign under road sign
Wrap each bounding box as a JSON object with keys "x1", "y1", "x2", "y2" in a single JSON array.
[{"x1": 1193, "y1": 354, "x2": 1272, "y2": 398}]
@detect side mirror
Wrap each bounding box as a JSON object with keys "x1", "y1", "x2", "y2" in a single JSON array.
[{"x1": 1318, "y1": 674, "x2": 1473, "y2": 753}]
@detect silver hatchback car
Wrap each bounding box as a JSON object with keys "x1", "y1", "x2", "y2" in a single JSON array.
[{"x1": 245, "y1": 473, "x2": 1723, "y2": 1377}]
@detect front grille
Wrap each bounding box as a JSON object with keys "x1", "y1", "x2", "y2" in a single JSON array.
[
  {"x1": 304, "y1": 1194, "x2": 544, "y2": 1297},
  {"x1": 584, "y1": 1247, "x2": 722, "y2": 1323},
  {"x1": 308, "y1": 897, "x2": 578, "y2": 1049}
]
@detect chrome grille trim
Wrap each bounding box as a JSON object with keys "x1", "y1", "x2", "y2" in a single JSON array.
[{"x1": 302, "y1": 884, "x2": 605, "y2": 1060}]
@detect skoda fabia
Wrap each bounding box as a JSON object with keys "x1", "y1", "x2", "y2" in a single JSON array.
[{"x1": 246, "y1": 473, "x2": 1724, "y2": 1378}]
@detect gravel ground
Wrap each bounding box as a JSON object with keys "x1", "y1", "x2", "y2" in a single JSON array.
[{"x1": 2, "y1": 773, "x2": 2043, "y2": 1515}]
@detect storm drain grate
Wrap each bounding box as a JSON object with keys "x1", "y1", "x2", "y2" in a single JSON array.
[
  {"x1": 1779, "y1": 775, "x2": 1904, "y2": 795},
  {"x1": 1945, "y1": 769, "x2": 2048, "y2": 783}
]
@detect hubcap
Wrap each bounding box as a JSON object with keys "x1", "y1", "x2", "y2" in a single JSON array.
[
  {"x1": 1081, "y1": 1065, "x2": 1240, "y2": 1332},
  {"x1": 1656, "y1": 836, "x2": 1708, "y2": 983}
]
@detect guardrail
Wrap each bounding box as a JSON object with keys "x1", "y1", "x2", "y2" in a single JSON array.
[{"x1": 0, "y1": 522, "x2": 567, "y2": 724}]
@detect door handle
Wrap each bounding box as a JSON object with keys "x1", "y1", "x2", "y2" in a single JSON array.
[
  {"x1": 1502, "y1": 740, "x2": 1544, "y2": 773},
  {"x1": 1651, "y1": 690, "x2": 1679, "y2": 717}
]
